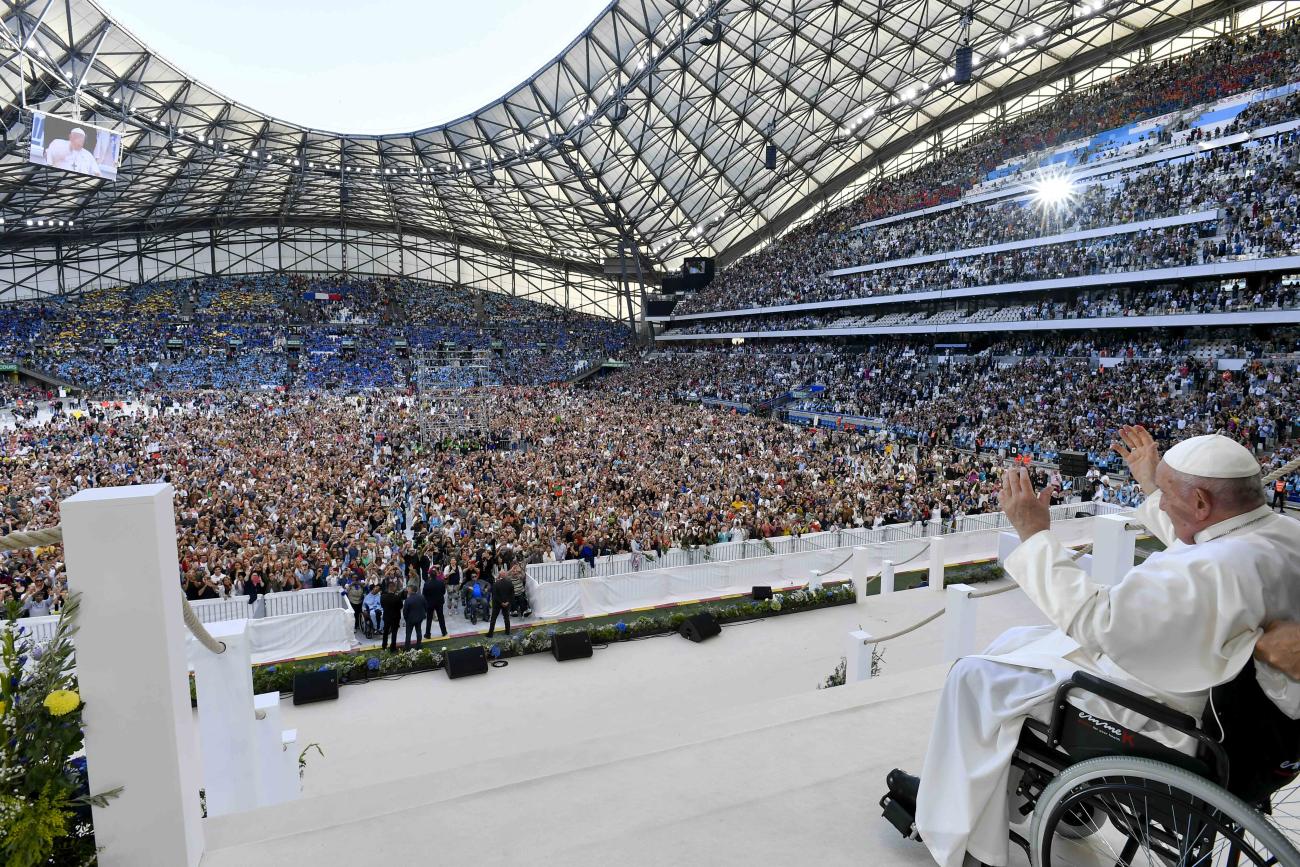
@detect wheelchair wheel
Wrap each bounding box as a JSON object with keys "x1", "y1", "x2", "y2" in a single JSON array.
[
  {"x1": 1031, "y1": 757, "x2": 1300, "y2": 867},
  {"x1": 1265, "y1": 778, "x2": 1300, "y2": 852}
]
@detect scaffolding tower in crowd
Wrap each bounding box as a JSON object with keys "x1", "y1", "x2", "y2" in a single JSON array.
[{"x1": 413, "y1": 347, "x2": 496, "y2": 446}]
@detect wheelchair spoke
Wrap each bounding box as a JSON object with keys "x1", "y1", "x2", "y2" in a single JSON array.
[{"x1": 1036, "y1": 774, "x2": 1290, "y2": 867}]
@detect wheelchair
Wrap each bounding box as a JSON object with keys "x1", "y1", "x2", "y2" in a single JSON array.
[
  {"x1": 461, "y1": 584, "x2": 490, "y2": 625},
  {"x1": 360, "y1": 607, "x2": 382, "y2": 640},
  {"x1": 883, "y1": 665, "x2": 1300, "y2": 866}
]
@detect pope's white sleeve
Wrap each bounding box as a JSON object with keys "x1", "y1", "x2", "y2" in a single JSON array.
[
  {"x1": 1004, "y1": 530, "x2": 1264, "y2": 693},
  {"x1": 1255, "y1": 661, "x2": 1300, "y2": 720},
  {"x1": 1133, "y1": 490, "x2": 1179, "y2": 548}
]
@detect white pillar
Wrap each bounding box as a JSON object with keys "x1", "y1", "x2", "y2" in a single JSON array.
[
  {"x1": 192, "y1": 620, "x2": 257, "y2": 818},
  {"x1": 1091, "y1": 513, "x2": 1138, "y2": 586},
  {"x1": 943, "y1": 583, "x2": 977, "y2": 665},
  {"x1": 928, "y1": 533, "x2": 947, "y2": 592},
  {"x1": 880, "y1": 559, "x2": 896, "y2": 594},
  {"x1": 851, "y1": 547, "x2": 870, "y2": 603},
  {"x1": 253, "y1": 693, "x2": 300, "y2": 806},
  {"x1": 996, "y1": 531, "x2": 1020, "y2": 565},
  {"x1": 60, "y1": 484, "x2": 204, "y2": 867},
  {"x1": 846, "y1": 630, "x2": 876, "y2": 681}
]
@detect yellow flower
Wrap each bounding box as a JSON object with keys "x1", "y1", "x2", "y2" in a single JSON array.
[
  {"x1": 43, "y1": 689, "x2": 80, "y2": 717},
  {"x1": 0, "y1": 699, "x2": 6, "y2": 715}
]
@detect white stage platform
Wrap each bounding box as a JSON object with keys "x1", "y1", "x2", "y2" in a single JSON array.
[{"x1": 202, "y1": 581, "x2": 1043, "y2": 866}]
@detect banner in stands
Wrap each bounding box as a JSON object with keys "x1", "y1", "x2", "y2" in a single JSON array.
[{"x1": 28, "y1": 111, "x2": 122, "y2": 180}]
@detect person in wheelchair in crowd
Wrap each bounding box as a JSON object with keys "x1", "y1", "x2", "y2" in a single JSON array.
[
  {"x1": 882, "y1": 429, "x2": 1300, "y2": 867},
  {"x1": 462, "y1": 572, "x2": 491, "y2": 625},
  {"x1": 362, "y1": 582, "x2": 383, "y2": 637}
]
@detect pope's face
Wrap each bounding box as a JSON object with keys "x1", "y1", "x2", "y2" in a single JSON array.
[
  {"x1": 69, "y1": 131, "x2": 86, "y2": 151},
  {"x1": 1155, "y1": 461, "x2": 1213, "y2": 544}
]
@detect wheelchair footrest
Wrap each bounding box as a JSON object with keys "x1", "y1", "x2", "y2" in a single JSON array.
[{"x1": 879, "y1": 793, "x2": 922, "y2": 842}]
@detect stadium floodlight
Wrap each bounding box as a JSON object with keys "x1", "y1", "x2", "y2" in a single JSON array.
[{"x1": 1031, "y1": 172, "x2": 1077, "y2": 211}]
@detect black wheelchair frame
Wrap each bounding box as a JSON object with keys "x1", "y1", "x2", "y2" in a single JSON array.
[{"x1": 1009, "y1": 670, "x2": 1288, "y2": 865}]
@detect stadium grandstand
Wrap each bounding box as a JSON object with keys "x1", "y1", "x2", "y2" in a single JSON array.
[{"x1": 0, "y1": 0, "x2": 1299, "y2": 865}]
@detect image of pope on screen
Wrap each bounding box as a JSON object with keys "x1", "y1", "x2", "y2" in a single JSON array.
[{"x1": 28, "y1": 112, "x2": 121, "y2": 180}]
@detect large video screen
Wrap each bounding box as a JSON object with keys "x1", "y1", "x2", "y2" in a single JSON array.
[{"x1": 28, "y1": 112, "x2": 121, "y2": 180}]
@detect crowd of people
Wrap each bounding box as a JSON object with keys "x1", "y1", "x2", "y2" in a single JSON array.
[
  {"x1": 2, "y1": 329, "x2": 1297, "y2": 627},
  {"x1": 3, "y1": 26, "x2": 1300, "y2": 635},
  {"x1": 595, "y1": 336, "x2": 1300, "y2": 472},
  {"x1": 662, "y1": 276, "x2": 1300, "y2": 335},
  {"x1": 0, "y1": 276, "x2": 630, "y2": 395},
  {"x1": 676, "y1": 23, "x2": 1300, "y2": 316}
]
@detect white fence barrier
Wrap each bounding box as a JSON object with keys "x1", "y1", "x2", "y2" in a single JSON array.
[
  {"x1": 526, "y1": 503, "x2": 1124, "y2": 585},
  {"x1": 185, "y1": 608, "x2": 354, "y2": 668},
  {"x1": 187, "y1": 586, "x2": 348, "y2": 624},
  {"x1": 22, "y1": 589, "x2": 355, "y2": 667},
  {"x1": 527, "y1": 508, "x2": 1124, "y2": 619}
]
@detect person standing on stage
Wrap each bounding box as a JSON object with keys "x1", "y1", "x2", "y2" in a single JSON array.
[
  {"x1": 402, "y1": 585, "x2": 427, "y2": 650},
  {"x1": 422, "y1": 569, "x2": 447, "y2": 637},
  {"x1": 379, "y1": 579, "x2": 403, "y2": 653}
]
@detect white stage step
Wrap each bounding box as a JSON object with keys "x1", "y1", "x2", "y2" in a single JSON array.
[
  {"x1": 203, "y1": 664, "x2": 954, "y2": 866},
  {"x1": 201, "y1": 580, "x2": 1045, "y2": 866}
]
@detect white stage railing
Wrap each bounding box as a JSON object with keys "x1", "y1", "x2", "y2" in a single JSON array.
[
  {"x1": 526, "y1": 507, "x2": 1125, "y2": 620},
  {"x1": 186, "y1": 586, "x2": 348, "y2": 624},
  {"x1": 185, "y1": 608, "x2": 354, "y2": 668},
  {"x1": 527, "y1": 502, "x2": 1124, "y2": 584}
]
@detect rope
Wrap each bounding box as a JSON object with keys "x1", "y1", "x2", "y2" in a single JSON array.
[
  {"x1": 0, "y1": 523, "x2": 226, "y2": 654},
  {"x1": 180, "y1": 590, "x2": 227, "y2": 655},
  {"x1": 1263, "y1": 454, "x2": 1300, "y2": 485},
  {"x1": 862, "y1": 608, "x2": 946, "y2": 644},
  {"x1": 0, "y1": 526, "x2": 64, "y2": 550},
  {"x1": 858, "y1": 578, "x2": 1020, "y2": 644}
]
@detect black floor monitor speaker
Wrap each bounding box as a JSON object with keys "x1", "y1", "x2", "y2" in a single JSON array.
[
  {"x1": 752, "y1": 586, "x2": 773, "y2": 601},
  {"x1": 445, "y1": 646, "x2": 488, "y2": 679},
  {"x1": 292, "y1": 669, "x2": 339, "y2": 705},
  {"x1": 552, "y1": 631, "x2": 594, "y2": 662},
  {"x1": 679, "y1": 612, "x2": 722, "y2": 643}
]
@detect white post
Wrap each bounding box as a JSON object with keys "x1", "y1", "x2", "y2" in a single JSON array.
[
  {"x1": 846, "y1": 630, "x2": 875, "y2": 681},
  {"x1": 253, "y1": 693, "x2": 300, "y2": 806},
  {"x1": 851, "y1": 547, "x2": 870, "y2": 603},
  {"x1": 928, "y1": 533, "x2": 947, "y2": 592},
  {"x1": 191, "y1": 620, "x2": 257, "y2": 818},
  {"x1": 943, "y1": 583, "x2": 977, "y2": 664},
  {"x1": 880, "y1": 559, "x2": 896, "y2": 594},
  {"x1": 1091, "y1": 514, "x2": 1138, "y2": 587},
  {"x1": 60, "y1": 484, "x2": 204, "y2": 867},
  {"x1": 996, "y1": 531, "x2": 1020, "y2": 565}
]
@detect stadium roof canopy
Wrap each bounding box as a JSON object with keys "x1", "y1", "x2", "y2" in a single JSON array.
[{"x1": 0, "y1": 0, "x2": 1273, "y2": 281}]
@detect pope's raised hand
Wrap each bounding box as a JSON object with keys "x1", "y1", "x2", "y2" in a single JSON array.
[{"x1": 1111, "y1": 424, "x2": 1160, "y2": 493}]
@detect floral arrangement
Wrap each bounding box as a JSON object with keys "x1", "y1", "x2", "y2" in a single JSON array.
[
  {"x1": 819, "y1": 657, "x2": 847, "y2": 689},
  {"x1": 249, "y1": 582, "x2": 857, "y2": 695},
  {"x1": 0, "y1": 594, "x2": 120, "y2": 867}
]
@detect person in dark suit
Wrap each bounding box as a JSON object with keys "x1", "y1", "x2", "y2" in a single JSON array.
[
  {"x1": 402, "y1": 586, "x2": 427, "y2": 650},
  {"x1": 379, "y1": 580, "x2": 404, "y2": 652},
  {"x1": 487, "y1": 574, "x2": 514, "y2": 637},
  {"x1": 422, "y1": 571, "x2": 447, "y2": 638}
]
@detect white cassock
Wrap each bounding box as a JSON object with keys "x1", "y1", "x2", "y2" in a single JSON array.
[
  {"x1": 915, "y1": 493, "x2": 1300, "y2": 867},
  {"x1": 54, "y1": 146, "x2": 101, "y2": 176}
]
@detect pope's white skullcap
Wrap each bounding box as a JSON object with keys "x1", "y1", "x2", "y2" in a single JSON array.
[{"x1": 1162, "y1": 434, "x2": 1260, "y2": 479}]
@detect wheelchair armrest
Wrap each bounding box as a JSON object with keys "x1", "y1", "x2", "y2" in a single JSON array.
[
  {"x1": 1055, "y1": 671, "x2": 1199, "y2": 734},
  {"x1": 1049, "y1": 671, "x2": 1232, "y2": 786}
]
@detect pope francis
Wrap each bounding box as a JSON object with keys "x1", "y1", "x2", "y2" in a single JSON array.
[{"x1": 899, "y1": 426, "x2": 1300, "y2": 867}]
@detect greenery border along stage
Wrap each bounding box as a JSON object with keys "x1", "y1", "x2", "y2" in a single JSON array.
[
  {"x1": 887, "y1": 560, "x2": 1008, "y2": 593},
  {"x1": 247, "y1": 582, "x2": 858, "y2": 697}
]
